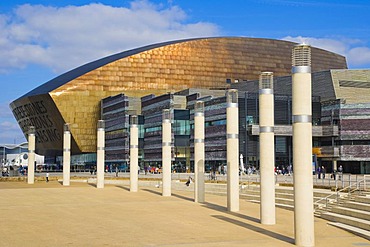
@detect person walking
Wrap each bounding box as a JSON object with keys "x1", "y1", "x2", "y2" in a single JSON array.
[
  {"x1": 46, "y1": 172, "x2": 49, "y2": 182},
  {"x1": 185, "y1": 176, "x2": 193, "y2": 186},
  {"x1": 338, "y1": 165, "x2": 343, "y2": 180},
  {"x1": 317, "y1": 166, "x2": 321, "y2": 179},
  {"x1": 321, "y1": 166, "x2": 326, "y2": 179}
]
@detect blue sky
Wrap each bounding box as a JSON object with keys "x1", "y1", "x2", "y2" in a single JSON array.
[{"x1": 1, "y1": 0, "x2": 370, "y2": 144}]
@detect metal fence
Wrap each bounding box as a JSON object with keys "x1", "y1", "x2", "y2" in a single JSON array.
[{"x1": 1, "y1": 170, "x2": 368, "y2": 190}]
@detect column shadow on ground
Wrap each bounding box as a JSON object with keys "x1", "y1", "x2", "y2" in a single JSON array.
[
  {"x1": 201, "y1": 201, "x2": 259, "y2": 223},
  {"x1": 138, "y1": 189, "x2": 294, "y2": 245},
  {"x1": 142, "y1": 188, "x2": 162, "y2": 196},
  {"x1": 141, "y1": 189, "x2": 193, "y2": 201},
  {"x1": 172, "y1": 193, "x2": 194, "y2": 202},
  {"x1": 211, "y1": 215, "x2": 294, "y2": 245},
  {"x1": 201, "y1": 201, "x2": 227, "y2": 212},
  {"x1": 202, "y1": 201, "x2": 294, "y2": 245},
  {"x1": 87, "y1": 183, "x2": 97, "y2": 188},
  {"x1": 115, "y1": 185, "x2": 130, "y2": 191}
]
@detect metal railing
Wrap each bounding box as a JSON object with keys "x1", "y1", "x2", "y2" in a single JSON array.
[
  {"x1": 273, "y1": 173, "x2": 367, "y2": 189},
  {"x1": 313, "y1": 178, "x2": 367, "y2": 213},
  {"x1": 364, "y1": 175, "x2": 370, "y2": 191}
]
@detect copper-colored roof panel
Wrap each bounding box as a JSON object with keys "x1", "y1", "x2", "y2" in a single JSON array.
[{"x1": 10, "y1": 37, "x2": 347, "y2": 154}]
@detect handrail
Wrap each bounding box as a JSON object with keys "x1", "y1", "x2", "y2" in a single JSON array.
[
  {"x1": 314, "y1": 178, "x2": 365, "y2": 212},
  {"x1": 364, "y1": 175, "x2": 370, "y2": 190}
]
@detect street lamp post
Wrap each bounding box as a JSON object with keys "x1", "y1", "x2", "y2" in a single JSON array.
[
  {"x1": 162, "y1": 109, "x2": 172, "y2": 196},
  {"x1": 259, "y1": 72, "x2": 276, "y2": 225},
  {"x1": 292, "y1": 44, "x2": 315, "y2": 246},
  {"x1": 27, "y1": 126, "x2": 36, "y2": 184},
  {"x1": 63, "y1": 123, "x2": 71, "y2": 186},
  {"x1": 96, "y1": 120, "x2": 105, "y2": 189},
  {"x1": 226, "y1": 89, "x2": 239, "y2": 212},
  {"x1": 194, "y1": 101, "x2": 205, "y2": 203},
  {"x1": 130, "y1": 115, "x2": 139, "y2": 192}
]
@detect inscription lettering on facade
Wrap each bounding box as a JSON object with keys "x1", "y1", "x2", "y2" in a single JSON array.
[{"x1": 13, "y1": 100, "x2": 61, "y2": 143}]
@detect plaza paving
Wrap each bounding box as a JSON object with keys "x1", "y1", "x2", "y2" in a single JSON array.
[{"x1": 0, "y1": 181, "x2": 369, "y2": 247}]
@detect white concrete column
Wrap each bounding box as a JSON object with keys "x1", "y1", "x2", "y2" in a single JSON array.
[
  {"x1": 259, "y1": 72, "x2": 276, "y2": 225},
  {"x1": 130, "y1": 115, "x2": 139, "y2": 192},
  {"x1": 96, "y1": 120, "x2": 105, "y2": 189},
  {"x1": 292, "y1": 44, "x2": 315, "y2": 246},
  {"x1": 226, "y1": 89, "x2": 239, "y2": 212},
  {"x1": 162, "y1": 109, "x2": 172, "y2": 196},
  {"x1": 27, "y1": 126, "x2": 36, "y2": 184},
  {"x1": 63, "y1": 124, "x2": 71, "y2": 186},
  {"x1": 194, "y1": 101, "x2": 205, "y2": 203}
]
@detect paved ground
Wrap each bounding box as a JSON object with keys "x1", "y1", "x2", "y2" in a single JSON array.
[{"x1": 0, "y1": 181, "x2": 369, "y2": 247}]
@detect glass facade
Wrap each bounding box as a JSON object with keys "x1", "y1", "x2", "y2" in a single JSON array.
[
  {"x1": 46, "y1": 85, "x2": 370, "y2": 175},
  {"x1": 10, "y1": 37, "x2": 347, "y2": 156},
  {"x1": 239, "y1": 92, "x2": 322, "y2": 170},
  {"x1": 10, "y1": 36, "x2": 370, "y2": 174},
  {"x1": 141, "y1": 93, "x2": 191, "y2": 172},
  {"x1": 101, "y1": 94, "x2": 130, "y2": 165},
  {"x1": 173, "y1": 110, "x2": 190, "y2": 135}
]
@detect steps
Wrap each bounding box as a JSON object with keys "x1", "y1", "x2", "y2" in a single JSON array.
[
  {"x1": 239, "y1": 186, "x2": 335, "y2": 211},
  {"x1": 316, "y1": 194, "x2": 370, "y2": 240},
  {"x1": 343, "y1": 200, "x2": 370, "y2": 212},
  {"x1": 353, "y1": 194, "x2": 370, "y2": 204},
  {"x1": 327, "y1": 222, "x2": 370, "y2": 241},
  {"x1": 238, "y1": 185, "x2": 370, "y2": 241},
  {"x1": 330, "y1": 206, "x2": 370, "y2": 221},
  {"x1": 320, "y1": 212, "x2": 370, "y2": 231},
  {"x1": 173, "y1": 181, "x2": 370, "y2": 240}
]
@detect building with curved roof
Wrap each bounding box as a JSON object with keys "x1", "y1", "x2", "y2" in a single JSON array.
[{"x1": 10, "y1": 37, "x2": 347, "y2": 155}]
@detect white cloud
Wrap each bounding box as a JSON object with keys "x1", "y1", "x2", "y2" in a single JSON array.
[
  {"x1": 347, "y1": 47, "x2": 370, "y2": 66},
  {"x1": 0, "y1": 0, "x2": 220, "y2": 74},
  {"x1": 0, "y1": 102, "x2": 14, "y2": 118},
  {"x1": 0, "y1": 0, "x2": 220, "y2": 143},
  {"x1": 0, "y1": 102, "x2": 24, "y2": 143},
  {"x1": 0, "y1": 121, "x2": 20, "y2": 131},
  {"x1": 0, "y1": 120, "x2": 25, "y2": 144},
  {"x1": 282, "y1": 36, "x2": 370, "y2": 68}
]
